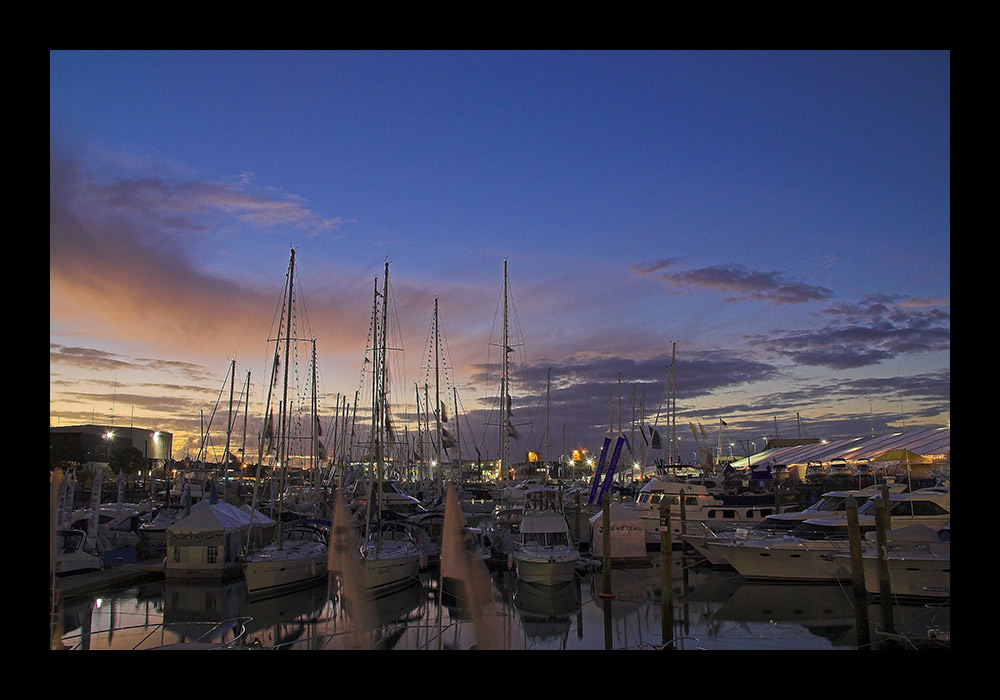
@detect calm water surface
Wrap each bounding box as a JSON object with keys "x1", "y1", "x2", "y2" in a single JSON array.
[{"x1": 55, "y1": 557, "x2": 949, "y2": 651}]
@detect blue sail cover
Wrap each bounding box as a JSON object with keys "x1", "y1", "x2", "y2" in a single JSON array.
[
  {"x1": 596, "y1": 434, "x2": 630, "y2": 506},
  {"x1": 587, "y1": 436, "x2": 612, "y2": 505}
]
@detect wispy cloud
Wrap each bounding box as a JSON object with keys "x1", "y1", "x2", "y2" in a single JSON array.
[
  {"x1": 630, "y1": 259, "x2": 834, "y2": 305},
  {"x1": 51, "y1": 344, "x2": 215, "y2": 382},
  {"x1": 750, "y1": 294, "x2": 950, "y2": 370},
  {"x1": 49, "y1": 146, "x2": 370, "y2": 357}
]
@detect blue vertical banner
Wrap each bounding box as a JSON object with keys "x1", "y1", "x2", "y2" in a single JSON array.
[
  {"x1": 587, "y1": 436, "x2": 612, "y2": 505},
  {"x1": 597, "y1": 434, "x2": 631, "y2": 506}
]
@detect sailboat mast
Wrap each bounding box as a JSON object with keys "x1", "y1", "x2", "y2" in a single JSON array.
[
  {"x1": 501, "y1": 260, "x2": 509, "y2": 484},
  {"x1": 545, "y1": 367, "x2": 551, "y2": 465},
  {"x1": 365, "y1": 275, "x2": 379, "y2": 543},
  {"x1": 453, "y1": 386, "x2": 462, "y2": 469},
  {"x1": 241, "y1": 370, "x2": 249, "y2": 472},
  {"x1": 311, "y1": 339, "x2": 317, "y2": 490},
  {"x1": 223, "y1": 357, "x2": 235, "y2": 498},
  {"x1": 434, "y1": 297, "x2": 442, "y2": 470},
  {"x1": 377, "y1": 259, "x2": 391, "y2": 549},
  {"x1": 276, "y1": 248, "x2": 295, "y2": 546},
  {"x1": 670, "y1": 342, "x2": 677, "y2": 465}
]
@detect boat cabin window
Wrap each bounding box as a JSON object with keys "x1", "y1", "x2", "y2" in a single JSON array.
[
  {"x1": 708, "y1": 509, "x2": 739, "y2": 519},
  {"x1": 909, "y1": 500, "x2": 949, "y2": 516},
  {"x1": 789, "y1": 522, "x2": 848, "y2": 540},
  {"x1": 762, "y1": 519, "x2": 799, "y2": 531}
]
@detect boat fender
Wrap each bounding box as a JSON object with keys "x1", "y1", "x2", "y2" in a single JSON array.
[
  {"x1": 419, "y1": 552, "x2": 427, "y2": 569},
  {"x1": 507, "y1": 553, "x2": 514, "y2": 570}
]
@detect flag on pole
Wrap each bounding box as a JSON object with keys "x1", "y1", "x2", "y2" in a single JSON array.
[
  {"x1": 587, "y1": 436, "x2": 612, "y2": 505},
  {"x1": 650, "y1": 427, "x2": 662, "y2": 450},
  {"x1": 596, "y1": 434, "x2": 630, "y2": 506}
]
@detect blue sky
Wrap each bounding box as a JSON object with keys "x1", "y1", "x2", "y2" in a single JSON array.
[{"x1": 50, "y1": 50, "x2": 950, "y2": 463}]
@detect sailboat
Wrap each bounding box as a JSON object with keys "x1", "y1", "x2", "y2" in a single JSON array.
[
  {"x1": 244, "y1": 249, "x2": 329, "y2": 599},
  {"x1": 479, "y1": 260, "x2": 538, "y2": 561},
  {"x1": 356, "y1": 260, "x2": 423, "y2": 594}
]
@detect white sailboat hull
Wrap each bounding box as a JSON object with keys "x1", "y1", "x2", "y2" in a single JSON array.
[
  {"x1": 360, "y1": 541, "x2": 422, "y2": 594},
  {"x1": 244, "y1": 542, "x2": 328, "y2": 598}
]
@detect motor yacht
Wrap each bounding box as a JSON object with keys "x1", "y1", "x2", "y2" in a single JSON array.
[
  {"x1": 710, "y1": 487, "x2": 951, "y2": 582},
  {"x1": 682, "y1": 484, "x2": 904, "y2": 565},
  {"x1": 623, "y1": 477, "x2": 795, "y2": 547},
  {"x1": 53, "y1": 528, "x2": 106, "y2": 575},
  {"x1": 837, "y1": 523, "x2": 950, "y2": 600},
  {"x1": 510, "y1": 488, "x2": 579, "y2": 586}
]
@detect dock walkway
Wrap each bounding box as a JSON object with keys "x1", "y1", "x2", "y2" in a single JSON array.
[{"x1": 52, "y1": 558, "x2": 166, "y2": 601}]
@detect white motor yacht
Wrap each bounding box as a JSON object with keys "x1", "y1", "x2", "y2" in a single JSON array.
[
  {"x1": 838, "y1": 523, "x2": 950, "y2": 600},
  {"x1": 682, "y1": 483, "x2": 904, "y2": 566},
  {"x1": 623, "y1": 477, "x2": 795, "y2": 547},
  {"x1": 711, "y1": 487, "x2": 951, "y2": 582},
  {"x1": 53, "y1": 529, "x2": 106, "y2": 575},
  {"x1": 70, "y1": 505, "x2": 143, "y2": 549},
  {"x1": 510, "y1": 488, "x2": 579, "y2": 586}
]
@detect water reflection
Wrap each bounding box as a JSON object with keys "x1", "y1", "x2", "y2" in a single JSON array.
[
  {"x1": 513, "y1": 579, "x2": 581, "y2": 648},
  {"x1": 55, "y1": 557, "x2": 949, "y2": 650}
]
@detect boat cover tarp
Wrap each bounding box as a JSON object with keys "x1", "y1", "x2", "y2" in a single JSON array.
[
  {"x1": 588, "y1": 502, "x2": 646, "y2": 560},
  {"x1": 168, "y1": 500, "x2": 274, "y2": 535},
  {"x1": 520, "y1": 510, "x2": 569, "y2": 533},
  {"x1": 864, "y1": 523, "x2": 946, "y2": 544}
]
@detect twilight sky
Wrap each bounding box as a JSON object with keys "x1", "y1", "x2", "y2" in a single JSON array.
[{"x1": 49, "y1": 50, "x2": 950, "y2": 464}]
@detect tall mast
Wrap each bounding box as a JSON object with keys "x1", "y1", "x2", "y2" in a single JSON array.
[
  {"x1": 223, "y1": 357, "x2": 235, "y2": 498},
  {"x1": 311, "y1": 339, "x2": 318, "y2": 490},
  {"x1": 501, "y1": 260, "x2": 509, "y2": 484},
  {"x1": 241, "y1": 369, "x2": 250, "y2": 472},
  {"x1": 434, "y1": 297, "x2": 442, "y2": 478},
  {"x1": 377, "y1": 259, "x2": 390, "y2": 549},
  {"x1": 277, "y1": 248, "x2": 295, "y2": 546},
  {"x1": 453, "y1": 386, "x2": 462, "y2": 469},
  {"x1": 670, "y1": 342, "x2": 677, "y2": 464},
  {"x1": 415, "y1": 382, "x2": 423, "y2": 487},
  {"x1": 545, "y1": 367, "x2": 551, "y2": 464},
  {"x1": 365, "y1": 274, "x2": 379, "y2": 543}
]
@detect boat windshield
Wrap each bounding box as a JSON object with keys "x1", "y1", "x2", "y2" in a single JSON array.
[
  {"x1": 58, "y1": 531, "x2": 85, "y2": 553},
  {"x1": 522, "y1": 532, "x2": 569, "y2": 547}
]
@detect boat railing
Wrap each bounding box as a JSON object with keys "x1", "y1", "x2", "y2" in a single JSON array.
[{"x1": 56, "y1": 616, "x2": 255, "y2": 650}]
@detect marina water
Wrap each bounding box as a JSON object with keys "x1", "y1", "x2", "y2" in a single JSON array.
[{"x1": 55, "y1": 555, "x2": 949, "y2": 650}]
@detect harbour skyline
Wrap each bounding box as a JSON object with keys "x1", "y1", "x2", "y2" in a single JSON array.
[{"x1": 49, "y1": 50, "x2": 950, "y2": 464}]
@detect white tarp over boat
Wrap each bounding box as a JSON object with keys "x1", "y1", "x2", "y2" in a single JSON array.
[
  {"x1": 168, "y1": 500, "x2": 274, "y2": 534},
  {"x1": 589, "y1": 501, "x2": 647, "y2": 561},
  {"x1": 165, "y1": 501, "x2": 277, "y2": 580}
]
